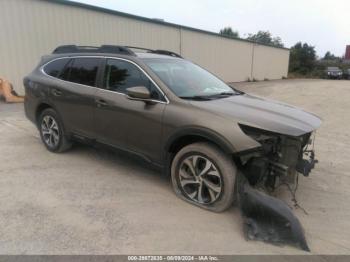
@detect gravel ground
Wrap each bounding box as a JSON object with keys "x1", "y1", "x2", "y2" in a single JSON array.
[{"x1": 0, "y1": 79, "x2": 349, "y2": 255}]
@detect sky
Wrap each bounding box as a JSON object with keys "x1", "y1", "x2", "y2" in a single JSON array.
[{"x1": 70, "y1": 0, "x2": 350, "y2": 57}]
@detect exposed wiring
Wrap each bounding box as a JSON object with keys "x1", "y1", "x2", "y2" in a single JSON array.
[
  {"x1": 276, "y1": 173, "x2": 309, "y2": 215},
  {"x1": 282, "y1": 131, "x2": 316, "y2": 215}
]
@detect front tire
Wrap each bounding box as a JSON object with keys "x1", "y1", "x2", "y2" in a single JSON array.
[
  {"x1": 171, "y1": 142, "x2": 236, "y2": 212},
  {"x1": 38, "y1": 108, "x2": 72, "y2": 153}
]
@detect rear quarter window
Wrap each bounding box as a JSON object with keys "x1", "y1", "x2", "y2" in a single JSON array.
[{"x1": 43, "y1": 58, "x2": 71, "y2": 78}]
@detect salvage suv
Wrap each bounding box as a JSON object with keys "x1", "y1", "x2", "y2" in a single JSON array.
[{"x1": 24, "y1": 45, "x2": 320, "y2": 250}]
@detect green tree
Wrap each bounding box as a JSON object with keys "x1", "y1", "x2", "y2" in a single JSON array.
[
  {"x1": 324, "y1": 51, "x2": 334, "y2": 60},
  {"x1": 323, "y1": 51, "x2": 340, "y2": 61},
  {"x1": 246, "y1": 31, "x2": 284, "y2": 48},
  {"x1": 219, "y1": 27, "x2": 239, "y2": 38},
  {"x1": 289, "y1": 42, "x2": 316, "y2": 74}
]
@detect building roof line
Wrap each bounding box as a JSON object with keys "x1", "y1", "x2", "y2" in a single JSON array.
[{"x1": 44, "y1": 0, "x2": 290, "y2": 51}]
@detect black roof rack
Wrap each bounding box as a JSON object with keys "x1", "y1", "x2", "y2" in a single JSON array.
[
  {"x1": 52, "y1": 45, "x2": 136, "y2": 56},
  {"x1": 151, "y1": 49, "x2": 182, "y2": 58},
  {"x1": 52, "y1": 45, "x2": 183, "y2": 58},
  {"x1": 125, "y1": 46, "x2": 183, "y2": 58}
]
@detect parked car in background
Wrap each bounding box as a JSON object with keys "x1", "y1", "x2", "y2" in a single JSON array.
[{"x1": 325, "y1": 66, "x2": 343, "y2": 79}]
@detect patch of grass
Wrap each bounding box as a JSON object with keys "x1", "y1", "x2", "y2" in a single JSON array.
[{"x1": 288, "y1": 69, "x2": 324, "y2": 79}]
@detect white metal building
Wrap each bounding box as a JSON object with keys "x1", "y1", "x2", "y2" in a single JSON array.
[{"x1": 0, "y1": 0, "x2": 290, "y2": 94}]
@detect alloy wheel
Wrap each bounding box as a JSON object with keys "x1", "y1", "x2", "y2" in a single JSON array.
[
  {"x1": 41, "y1": 115, "x2": 60, "y2": 148},
  {"x1": 178, "y1": 155, "x2": 222, "y2": 204}
]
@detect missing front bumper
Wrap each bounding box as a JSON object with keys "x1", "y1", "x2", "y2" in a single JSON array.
[{"x1": 236, "y1": 173, "x2": 310, "y2": 251}]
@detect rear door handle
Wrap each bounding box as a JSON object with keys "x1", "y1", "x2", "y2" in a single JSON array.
[
  {"x1": 96, "y1": 99, "x2": 108, "y2": 107},
  {"x1": 52, "y1": 89, "x2": 62, "y2": 96}
]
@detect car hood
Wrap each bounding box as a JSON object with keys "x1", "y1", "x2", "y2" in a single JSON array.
[{"x1": 190, "y1": 94, "x2": 321, "y2": 137}]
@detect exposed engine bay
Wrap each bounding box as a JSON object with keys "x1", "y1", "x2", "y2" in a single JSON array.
[
  {"x1": 235, "y1": 124, "x2": 318, "y2": 251},
  {"x1": 239, "y1": 124, "x2": 317, "y2": 191}
]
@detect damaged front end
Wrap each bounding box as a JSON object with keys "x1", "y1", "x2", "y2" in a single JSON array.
[{"x1": 235, "y1": 124, "x2": 318, "y2": 251}]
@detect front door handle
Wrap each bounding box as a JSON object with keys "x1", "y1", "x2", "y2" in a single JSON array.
[
  {"x1": 96, "y1": 99, "x2": 108, "y2": 107},
  {"x1": 52, "y1": 89, "x2": 62, "y2": 96}
]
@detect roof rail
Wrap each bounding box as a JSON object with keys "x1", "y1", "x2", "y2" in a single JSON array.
[
  {"x1": 151, "y1": 49, "x2": 182, "y2": 58},
  {"x1": 52, "y1": 45, "x2": 182, "y2": 58},
  {"x1": 125, "y1": 46, "x2": 183, "y2": 58},
  {"x1": 52, "y1": 45, "x2": 136, "y2": 56}
]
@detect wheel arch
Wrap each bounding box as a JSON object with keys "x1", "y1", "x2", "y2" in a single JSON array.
[
  {"x1": 163, "y1": 127, "x2": 236, "y2": 174},
  {"x1": 35, "y1": 101, "x2": 60, "y2": 126}
]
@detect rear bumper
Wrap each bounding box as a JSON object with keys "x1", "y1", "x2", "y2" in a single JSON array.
[{"x1": 24, "y1": 97, "x2": 36, "y2": 124}]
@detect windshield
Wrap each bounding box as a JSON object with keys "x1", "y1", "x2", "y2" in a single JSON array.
[
  {"x1": 142, "y1": 58, "x2": 240, "y2": 98},
  {"x1": 327, "y1": 67, "x2": 340, "y2": 71}
]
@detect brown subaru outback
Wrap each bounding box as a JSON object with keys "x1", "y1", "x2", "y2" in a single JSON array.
[{"x1": 24, "y1": 45, "x2": 320, "y2": 250}]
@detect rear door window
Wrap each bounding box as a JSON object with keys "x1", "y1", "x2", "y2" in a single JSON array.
[{"x1": 66, "y1": 58, "x2": 101, "y2": 87}]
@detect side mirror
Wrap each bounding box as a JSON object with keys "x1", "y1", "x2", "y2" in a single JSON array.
[{"x1": 126, "y1": 86, "x2": 151, "y2": 100}]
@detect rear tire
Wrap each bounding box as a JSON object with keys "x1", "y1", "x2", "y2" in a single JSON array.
[
  {"x1": 38, "y1": 108, "x2": 72, "y2": 153},
  {"x1": 171, "y1": 142, "x2": 236, "y2": 212}
]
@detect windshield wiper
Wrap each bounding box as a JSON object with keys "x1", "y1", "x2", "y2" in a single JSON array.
[
  {"x1": 179, "y1": 92, "x2": 241, "y2": 101},
  {"x1": 179, "y1": 95, "x2": 213, "y2": 100},
  {"x1": 215, "y1": 92, "x2": 236, "y2": 96},
  {"x1": 207, "y1": 91, "x2": 241, "y2": 98}
]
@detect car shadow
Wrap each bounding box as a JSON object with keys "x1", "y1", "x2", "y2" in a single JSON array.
[
  {"x1": 70, "y1": 141, "x2": 171, "y2": 187},
  {"x1": 66, "y1": 141, "x2": 237, "y2": 213}
]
